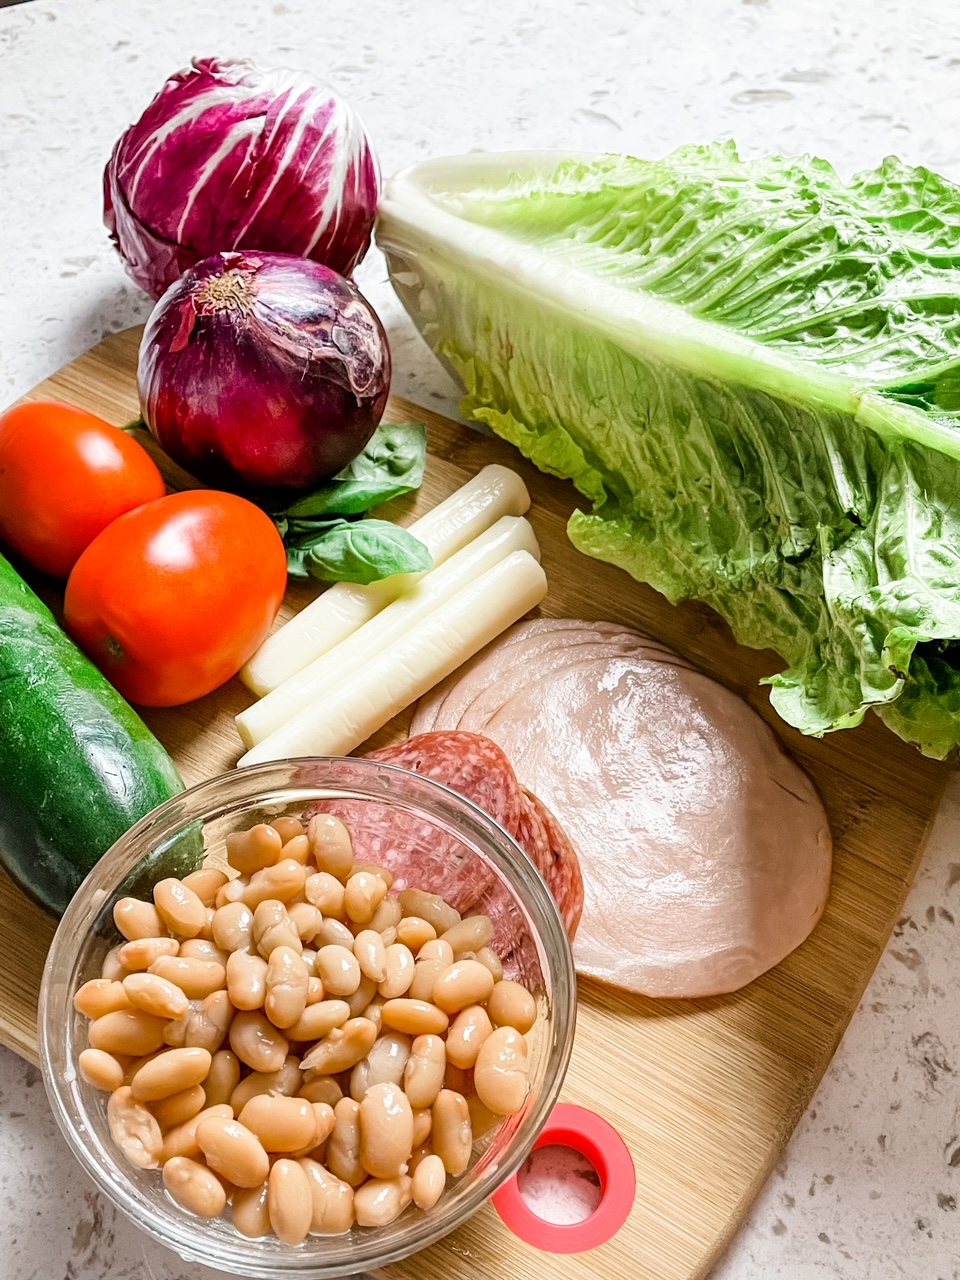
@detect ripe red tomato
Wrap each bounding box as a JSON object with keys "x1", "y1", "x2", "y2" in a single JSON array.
[
  {"x1": 64, "y1": 490, "x2": 288, "y2": 706},
  {"x1": 0, "y1": 400, "x2": 166, "y2": 577}
]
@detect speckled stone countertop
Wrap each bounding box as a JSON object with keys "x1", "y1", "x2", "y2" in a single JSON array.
[{"x1": 3, "y1": 1, "x2": 960, "y2": 1276}]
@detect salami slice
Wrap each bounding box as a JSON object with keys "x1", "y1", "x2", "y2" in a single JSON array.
[
  {"x1": 519, "y1": 788, "x2": 584, "y2": 940},
  {"x1": 313, "y1": 732, "x2": 521, "y2": 915}
]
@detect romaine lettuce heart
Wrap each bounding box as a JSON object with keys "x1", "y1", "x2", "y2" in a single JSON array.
[{"x1": 377, "y1": 145, "x2": 960, "y2": 757}]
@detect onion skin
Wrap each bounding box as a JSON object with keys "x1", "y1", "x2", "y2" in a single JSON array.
[
  {"x1": 104, "y1": 56, "x2": 379, "y2": 299},
  {"x1": 138, "y1": 251, "x2": 391, "y2": 493}
]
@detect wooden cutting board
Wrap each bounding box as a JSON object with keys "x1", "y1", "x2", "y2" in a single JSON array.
[{"x1": 2, "y1": 327, "x2": 948, "y2": 1280}]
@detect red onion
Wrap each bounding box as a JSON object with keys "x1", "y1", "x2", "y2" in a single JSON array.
[
  {"x1": 138, "y1": 251, "x2": 391, "y2": 492},
  {"x1": 104, "y1": 57, "x2": 380, "y2": 299}
]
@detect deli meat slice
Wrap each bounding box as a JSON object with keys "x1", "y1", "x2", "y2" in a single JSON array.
[
  {"x1": 315, "y1": 732, "x2": 583, "y2": 945},
  {"x1": 414, "y1": 620, "x2": 832, "y2": 998}
]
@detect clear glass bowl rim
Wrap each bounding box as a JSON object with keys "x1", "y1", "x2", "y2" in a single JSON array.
[{"x1": 39, "y1": 756, "x2": 577, "y2": 1277}]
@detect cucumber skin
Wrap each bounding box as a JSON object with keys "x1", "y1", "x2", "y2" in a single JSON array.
[{"x1": 0, "y1": 553, "x2": 186, "y2": 916}]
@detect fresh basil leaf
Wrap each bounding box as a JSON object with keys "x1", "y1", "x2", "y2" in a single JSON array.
[
  {"x1": 278, "y1": 423, "x2": 428, "y2": 518},
  {"x1": 300, "y1": 518, "x2": 433, "y2": 585}
]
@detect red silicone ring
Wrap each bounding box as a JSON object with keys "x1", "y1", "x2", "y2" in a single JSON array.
[{"x1": 492, "y1": 1103, "x2": 635, "y2": 1253}]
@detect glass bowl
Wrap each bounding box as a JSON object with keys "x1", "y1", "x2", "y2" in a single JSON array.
[{"x1": 39, "y1": 757, "x2": 577, "y2": 1277}]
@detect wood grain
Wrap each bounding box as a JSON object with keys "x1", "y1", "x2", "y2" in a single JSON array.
[{"x1": 3, "y1": 327, "x2": 948, "y2": 1280}]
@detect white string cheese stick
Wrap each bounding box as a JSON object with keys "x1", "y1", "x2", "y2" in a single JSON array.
[
  {"x1": 241, "y1": 464, "x2": 531, "y2": 696},
  {"x1": 238, "y1": 550, "x2": 547, "y2": 766},
  {"x1": 236, "y1": 515, "x2": 540, "y2": 748}
]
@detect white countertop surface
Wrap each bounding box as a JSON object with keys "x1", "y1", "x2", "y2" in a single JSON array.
[{"x1": 3, "y1": 0, "x2": 960, "y2": 1275}]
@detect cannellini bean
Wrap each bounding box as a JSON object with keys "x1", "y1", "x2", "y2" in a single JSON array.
[
  {"x1": 345, "y1": 974, "x2": 378, "y2": 1019},
  {"x1": 253, "y1": 900, "x2": 302, "y2": 958},
  {"x1": 243, "y1": 859, "x2": 307, "y2": 909},
  {"x1": 411, "y1": 1107, "x2": 432, "y2": 1149},
  {"x1": 445, "y1": 1005, "x2": 494, "y2": 1069},
  {"x1": 226, "y1": 823, "x2": 283, "y2": 875},
  {"x1": 300, "y1": 1158, "x2": 354, "y2": 1234},
  {"x1": 343, "y1": 871, "x2": 387, "y2": 925},
  {"x1": 379, "y1": 944, "x2": 416, "y2": 1000},
  {"x1": 432, "y1": 960, "x2": 495, "y2": 1014},
  {"x1": 353, "y1": 1175, "x2": 413, "y2": 1228},
  {"x1": 265, "y1": 946, "x2": 309, "y2": 1029},
  {"x1": 130, "y1": 1048, "x2": 212, "y2": 1102},
  {"x1": 350, "y1": 1032, "x2": 412, "y2": 1101},
  {"x1": 363, "y1": 998, "x2": 384, "y2": 1035},
  {"x1": 359, "y1": 1082, "x2": 414, "y2": 1180},
  {"x1": 212, "y1": 901, "x2": 254, "y2": 954},
  {"x1": 314, "y1": 917, "x2": 354, "y2": 949},
  {"x1": 78, "y1": 1048, "x2": 124, "y2": 1092},
  {"x1": 407, "y1": 1140, "x2": 434, "y2": 1174},
  {"x1": 487, "y1": 980, "x2": 538, "y2": 1034},
  {"x1": 108, "y1": 1086, "x2": 163, "y2": 1169},
  {"x1": 306, "y1": 814, "x2": 354, "y2": 879},
  {"x1": 466, "y1": 1091, "x2": 501, "y2": 1139},
  {"x1": 440, "y1": 915, "x2": 494, "y2": 957},
  {"x1": 326, "y1": 1097, "x2": 365, "y2": 1187},
  {"x1": 100, "y1": 945, "x2": 129, "y2": 982},
  {"x1": 403, "y1": 1034, "x2": 447, "y2": 1110},
  {"x1": 178, "y1": 938, "x2": 229, "y2": 965},
  {"x1": 162, "y1": 1004, "x2": 195, "y2": 1049},
  {"x1": 185, "y1": 991, "x2": 235, "y2": 1054},
  {"x1": 299, "y1": 1076, "x2": 343, "y2": 1108},
  {"x1": 280, "y1": 833, "x2": 311, "y2": 865},
  {"x1": 113, "y1": 898, "x2": 168, "y2": 942},
  {"x1": 409, "y1": 939, "x2": 454, "y2": 1003},
  {"x1": 271, "y1": 816, "x2": 304, "y2": 845},
  {"x1": 232, "y1": 1181, "x2": 271, "y2": 1238},
  {"x1": 287, "y1": 901, "x2": 323, "y2": 943},
  {"x1": 117, "y1": 937, "x2": 179, "y2": 972},
  {"x1": 353, "y1": 861, "x2": 394, "y2": 890},
  {"x1": 230, "y1": 1056, "x2": 304, "y2": 1112},
  {"x1": 285, "y1": 999, "x2": 351, "y2": 1043},
  {"x1": 315, "y1": 945, "x2": 361, "y2": 997},
  {"x1": 159, "y1": 1103, "x2": 233, "y2": 1163},
  {"x1": 299, "y1": 1017, "x2": 377, "y2": 1076},
  {"x1": 395, "y1": 916, "x2": 437, "y2": 953},
  {"x1": 196, "y1": 1115, "x2": 270, "y2": 1188},
  {"x1": 238, "y1": 1095, "x2": 317, "y2": 1153},
  {"x1": 199, "y1": 906, "x2": 217, "y2": 940},
  {"x1": 306, "y1": 976, "x2": 324, "y2": 1006},
  {"x1": 412, "y1": 1152, "x2": 446, "y2": 1210},
  {"x1": 304, "y1": 871, "x2": 346, "y2": 919},
  {"x1": 216, "y1": 877, "x2": 249, "y2": 907},
  {"x1": 203, "y1": 1050, "x2": 241, "y2": 1109},
  {"x1": 369, "y1": 894, "x2": 402, "y2": 936},
  {"x1": 122, "y1": 972, "x2": 190, "y2": 1021},
  {"x1": 154, "y1": 877, "x2": 207, "y2": 938},
  {"x1": 431, "y1": 1089, "x2": 472, "y2": 1176},
  {"x1": 229, "y1": 1010, "x2": 290, "y2": 1073},
  {"x1": 380, "y1": 999, "x2": 449, "y2": 1037},
  {"x1": 473, "y1": 1026, "x2": 529, "y2": 1116},
  {"x1": 398, "y1": 889, "x2": 460, "y2": 935},
  {"x1": 226, "y1": 950, "x2": 268, "y2": 1011},
  {"x1": 73, "y1": 979, "x2": 131, "y2": 1020},
  {"x1": 268, "y1": 1159, "x2": 313, "y2": 1246},
  {"x1": 89, "y1": 1009, "x2": 167, "y2": 1057},
  {"x1": 163, "y1": 1156, "x2": 227, "y2": 1217},
  {"x1": 472, "y1": 946, "x2": 504, "y2": 983},
  {"x1": 148, "y1": 956, "x2": 226, "y2": 1000},
  {"x1": 353, "y1": 929, "x2": 387, "y2": 983},
  {"x1": 181, "y1": 866, "x2": 230, "y2": 908},
  {"x1": 151, "y1": 1083, "x2": 206, "y2": 1130}
]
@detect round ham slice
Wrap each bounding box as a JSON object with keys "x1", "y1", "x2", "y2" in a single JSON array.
[{"x1": 413, "y1": 620, "x2": 832, "y2": 999}]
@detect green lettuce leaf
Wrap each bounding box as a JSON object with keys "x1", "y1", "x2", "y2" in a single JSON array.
[{"x1": 378, "y1": 144, "x2": 960, "y2": 757}]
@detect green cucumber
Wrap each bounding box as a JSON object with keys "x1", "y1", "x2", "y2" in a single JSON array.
[{"x1": 0, "y1": 553, "x2": 190, "y2": 915}]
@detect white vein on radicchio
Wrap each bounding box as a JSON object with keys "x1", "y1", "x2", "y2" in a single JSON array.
[
  {"x1": 105, "y1": 56, "x2": 380, "y2": 298},
  {"x1": 138, "y1": 251, "x2": 391, "y2": 493}
]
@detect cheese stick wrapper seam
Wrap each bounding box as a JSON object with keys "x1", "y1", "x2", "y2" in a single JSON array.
[
  {"x1": 241, "y1": 464, "x2": 531, "y2": 696},
  {"x1": 238, "y1": 550, "x2": 547, "y2": 765},
  {"x1": 236, "y1": 515, "x2": 541, "y2": 748}
]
